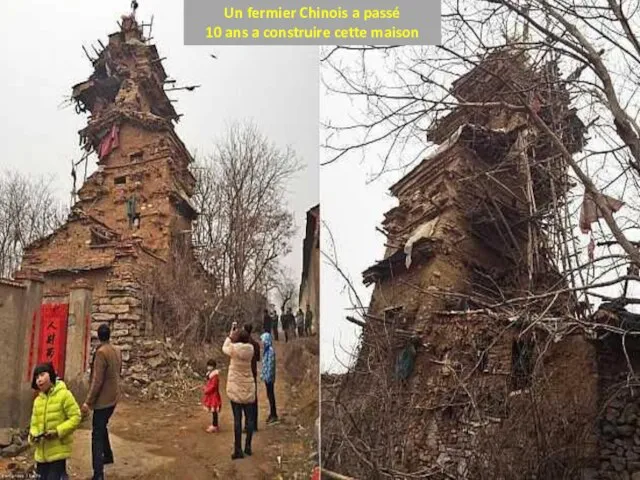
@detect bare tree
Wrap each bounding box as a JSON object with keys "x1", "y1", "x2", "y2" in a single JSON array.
[
  {"x1": 273, "y1": 268, "x2": 298, "y2": 313},
  {"x1": 191, "y1": 120, "x2": 300, "y2": 303},
  {"x1": 139, "y1": 242, "x2": 219, "y2": 343},
  {"x1": 0, "y1": 170, "x2": 66, "y2": 278}
]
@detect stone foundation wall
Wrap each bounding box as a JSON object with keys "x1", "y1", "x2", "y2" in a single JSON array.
[
  {"x1": 597, "y1": 393, "x2": 640, "y2": 479},
  {"x1": 595, "y1": 336, "x2": 640, "y2": 479},
  {"x1": 90, "y1": 284, "x2": 145, "y2": 367}
]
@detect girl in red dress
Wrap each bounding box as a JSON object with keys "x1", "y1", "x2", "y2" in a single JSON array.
[{"x1": 202, "y1": 359, "x2": 222, "y2": 432}]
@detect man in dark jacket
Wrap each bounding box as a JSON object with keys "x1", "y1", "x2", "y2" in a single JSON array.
[
  {"x1": 262, "y1": 309, "x2": 272, "y2": 335},
  {"x1": 284, "y1": 308, "x2": 295, "y2": 342},
  {"x1": 270, "y1": 310, "x2": 279, "y2": 341},
  {"x1": 305, "y1": 305, "x2": 313, "y2": 336},
  {"x1": 81, "y1": 323, "x2": 122, "y2": 480},
  {"x1": 244, "y1": 323, "x2": 261, "y2": 432},
  {"x1": 280, "y1": 311, "x2": 289, "y2": 343}
]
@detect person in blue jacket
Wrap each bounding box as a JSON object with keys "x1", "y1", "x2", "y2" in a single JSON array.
[{"x1": 260, "y1": 332, "x2": 278, "y2": 424}]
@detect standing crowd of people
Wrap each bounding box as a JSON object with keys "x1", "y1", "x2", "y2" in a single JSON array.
[
  {"x1": 24, "y1": 304, "x2": 315, "y2": 477},
  {"x1": 209, "y1": 303, "x2": 313, "y2": 460},
  {"x1": 262, "y1": 304, "x2": 314, "y2": 343}
]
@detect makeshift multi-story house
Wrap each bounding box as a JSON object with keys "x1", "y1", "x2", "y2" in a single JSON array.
[
  {"x1": 323, "y1": 49, "x2": 640, "y2": 479},
  {"x1": 19, "y1": 12, "x2": 197, "y2": 378}
]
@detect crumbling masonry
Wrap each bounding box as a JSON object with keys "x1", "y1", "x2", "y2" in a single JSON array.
[
  {"x1": 322, "y1": 49, "x2": 640, "y2": 478},
  {"x1": 20, "y1": 14, "x2": 197, "y2": 370}
]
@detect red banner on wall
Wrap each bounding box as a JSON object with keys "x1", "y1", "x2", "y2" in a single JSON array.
[{"x1": 37, "y1": 303, "x2": 69, "y2": 379}]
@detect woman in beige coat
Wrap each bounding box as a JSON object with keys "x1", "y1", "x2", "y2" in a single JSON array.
[{"x1": 222, "y1": 324, "x2": 257, "y2": 459}]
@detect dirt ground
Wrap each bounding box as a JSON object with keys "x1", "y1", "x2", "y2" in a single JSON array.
[{"x1": 0, "y1": 339, "x2": 318, "y2": 480}]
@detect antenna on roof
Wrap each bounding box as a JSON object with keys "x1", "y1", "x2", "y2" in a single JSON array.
[
  {"x1": 147, "y1": 14, "x2": 154, "y2": 43},
  {"x1": 71, "y1": 159, "x2": 77, "y2": 206},
  {"x1": 81, "y1": 45, "x2": 95, "y2": 63}
]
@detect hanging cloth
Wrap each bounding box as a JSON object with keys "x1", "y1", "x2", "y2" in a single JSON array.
[
  {"x1": 97, "y1": 124, "x2": 120, "y2": 160},
  {"x1": 578, "y1": 192, "x2": 624, "y2": 234}
]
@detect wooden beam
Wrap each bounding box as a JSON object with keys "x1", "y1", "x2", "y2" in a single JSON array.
[
  {"x1": 148, "y1": 14, "x2": 154, "y2": 40},
  {"x1": 164, "y1": 85, "x2": 201, "y2": 92},
  {"x1": 81, "y1": 45, "x2": 94, "y2": 63},
  {"x1": 321, "y1": 469, "x2": 358, "y2": 480},
  {"x1": 346, "y1": 316, "x2": 365, "y2": 327}
]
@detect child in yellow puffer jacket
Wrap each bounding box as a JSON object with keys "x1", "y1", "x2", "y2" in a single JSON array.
[{"x1": 29, "y1": 362, "x2": 81, "y2": 480}]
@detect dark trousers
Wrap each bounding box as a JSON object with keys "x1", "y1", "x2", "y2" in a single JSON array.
[
  {"x1": 245, "y1": 378, "x2": 258, "y2": 430},
  {"x1": 265, "y1": 381, "x2": 277, "y2": 418},
  {"x1": 212, "y1": 411, "x2": 219, "y2": 427},
  {"x1": 272, "y1": 325, "x2": 279, "y2": 341},
  {"x1": 92, "y1": 405, "x2": 115, "y2": 479},
  {"x1": 231, "y1": 401, "x2": 254, "y2": 453},
  {"x1": 283, "y1": 326, "x2": 289, "y2": 342},
  {"x1": 36, "y1": 460, "x2": 67, "y2": 480},
  {"x1": 297, "y1": 326, "x2": 304, "y2": 337}
]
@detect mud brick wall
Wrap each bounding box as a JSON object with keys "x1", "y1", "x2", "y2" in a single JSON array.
[
  {"x1": 39, "y1": 271, "x2": 109, "y2": 299},
  {"x1": 21, "y1": 219, "x2": 119, "y2": 273},
  {"x1": 405, "y1": 333, "x2": 599, "y2": 478},
  {"x1": 361, "y1": 241, "x2": 502, "y2": 476},
  {"x1": 0, "y1": 274, "x2": 43, "y2": 429},
  {"x1": 362, "y1": 231, "x2": 599, "y2": 477},
  {"x1": 77, "y1": 125, "x2": 193, "y2": 259},
  {"x1": 412, "y1": 414, "x2": 481, "y2": 478}
]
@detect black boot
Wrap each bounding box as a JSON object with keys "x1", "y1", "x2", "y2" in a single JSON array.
[
  {"x1": 231, "y1": 450, "x2": 244, "y2": 460},
  {"x1": 244, "y1": 428, "x2": 253, "y2": 456}
]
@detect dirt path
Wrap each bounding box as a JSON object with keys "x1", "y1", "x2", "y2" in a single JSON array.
[{"x1": 1, "y1": 340, "x2": 317, "y2": 480}]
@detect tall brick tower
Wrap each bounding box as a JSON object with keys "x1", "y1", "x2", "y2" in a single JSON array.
[
  {"x1": 325, "y1": 50, "x2": 600, "y2": 478},
  {"x1": 72, "y1": 13, "x2": 196, "y2": 257},
  {"x1": 21, "y1": 12, "x2": 197, "y2": 365}
]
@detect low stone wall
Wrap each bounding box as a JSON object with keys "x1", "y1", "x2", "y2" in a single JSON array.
[
  {"x1": 595, "y1": 335, "x2": 640, "y2": 480},
  {"x1": 597, "y1": 389, "x2": 640, "y2": 479},
  {"x1": 0, "y1": 427, "x2": 29, "y2": 458},
  {"x1": 90, "y1": 287, "x2": 144, "y2": 366}
]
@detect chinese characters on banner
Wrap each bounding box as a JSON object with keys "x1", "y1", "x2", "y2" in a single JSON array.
[{"x1": 37, "y1": 303, "x2": 69, "y2": 379}]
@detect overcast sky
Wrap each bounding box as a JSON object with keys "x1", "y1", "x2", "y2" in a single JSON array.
[
  {"x1": 0, "y1": 1, "x2": 319, "y2": 297},
  {"x1": 319, "y1": 146, "x2": 396, "y2": 373},
  {"x1": 319, "y1": 73, "x2": 417, "y2": 373}
]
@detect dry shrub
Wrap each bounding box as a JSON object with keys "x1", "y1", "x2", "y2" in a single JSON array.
[
  {"x1": 322, "y1": 322, "x2": 599, "y2": 480},
  {"x1": 140, "y1": 242, "x2": 267, "y2": 346},
  {"x1": 282, "y1": 338, "x2": 319, "y2": 429}
]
